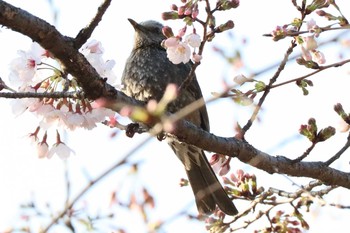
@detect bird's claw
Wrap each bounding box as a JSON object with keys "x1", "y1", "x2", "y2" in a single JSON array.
[{"x1": 125, "y1": 123, "x2": 140, "y2": 138}]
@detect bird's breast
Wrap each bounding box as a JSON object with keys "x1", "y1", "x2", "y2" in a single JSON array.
[{"x1": 121, "y1": 48, "x2": 174, "y2": 102}]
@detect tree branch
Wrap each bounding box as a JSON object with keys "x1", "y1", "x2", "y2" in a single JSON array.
[
  {"x1": 242, "y1": 41, "x2": 296, "y2": 134},
  {"x1": 0, "y1": 91, "x2": 82, "y2": 99},
  {"x1": 0, "y1": 0, "x2": 111, "y2": 100},
  {"x1": 74, "y1": 0, "x2": 112, "y2": 48},
  {"x1": 169, "y1": 119, "x2": 350, "y2": 189}
]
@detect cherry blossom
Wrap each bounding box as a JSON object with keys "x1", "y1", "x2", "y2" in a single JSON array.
[
  {"x1": 37, "y1": 142, "x2": 49, "y2": 159},
  {"x1": 165, "y1": 38, "x2": 191, "y2": 64},
  {"x1": 9, "y1": 42, "x2": 47, "y2": 87},
  {"x1": 48, "y1": 142, "x2": 74, "y2": 159},
  {"x1": 185, "y1": 33, "x2": 201, "y2": 48},
  {"x1": 8, "y1": 40, "x2": 118, "y2": 159},
  {"x1": 210, "y1": 153, "x2": 231, "y2": 175},
  {"x1": 47, "y1": 130, "x2": 75, "y2": 159},
  {"x1": 163, "y1": 26, "x2": 203, "y2": 65},
  {"x1": 300, "y1": 35, "x2": 326, "y2": 64},
  {"x1": 311, "y1": 50, "x2": 326, "y2": 64},
  {"x1": 37, "y1": 138, "x2": 49, "y2": 159},
  {"x1": 233, "y1": 74, "x2": 249, "y2": 85},
  {"x1": 10, "y1": 86, "x2": 40, "y2": 116},
  {"x1": 192, "y1": 53, "x2": 202, "y2": 63},
  {"x1": 301, "y1": 46, "x2": 312, "y2": 61},
  {"x1": 302, "y1": 35, "x2": 318, "y2": 51},
  {"x1": 81, "y1": 40, "x2": 117, "y2": 85}
]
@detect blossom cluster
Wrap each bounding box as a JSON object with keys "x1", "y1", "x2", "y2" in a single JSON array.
[
  {"x1": 8, "y1": 40, "x2": 117, "y2": 159},
  {"x1": 271, "y1": 18, "x2": 326, "y2": 66},
  {"x1": 160, "y1": 0, "x2": 239, "y2": 65},
  {"x1": 162, "y1": 26, "x2": 202, "y2": 64},
  {"x1": 270, "y1": 0, "x2": 349, "y2": 67},
  {"x1": 299, "y1": 19, "x2": 326, "y2": 65}
]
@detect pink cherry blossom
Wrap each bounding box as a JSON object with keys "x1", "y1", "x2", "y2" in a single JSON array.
[
  {"x1": 185, "y1": 33, "x2": 201, "y2": 48},
  {"x1": 166, "y1": 41, "x2": 191, "y2": 64},
  {"x1": 9, "y1": 42, "x2": 46, "y2": 87},
  {"x1": 192, "y1": 54, "x2": 202, "y2": 63},
  {"x1": 312, "y1": 50, "x2": 326, "y2": 64},
  {"x1": 8, "y1": 41, "x2": 118, "y2": 159},
  {"x1": 10, "y1": 86, "x2": 40, "y2": 116},
  {"x1": 302, "y1": 35, "x2": 318, "y2": 51},
  {"x1": 306, "y1": 19, "x2": 317, "y2": 31},
  {"x1": 164, "y1": 37, "x2": 179, "y2": 47},
  {"x1": 233, "y1": 74, "x2": 249, "y2": 85},
  {"x1": 81, "y1": 40, "x2": 117, "y2": 85},
  {"x1": 47, "y1": 142, "x2": 74, "y2": 159},
  {"x1": 37, "y1": 141, "x2": 49, "y2": 159},
  {"x1": 301, "y1": 46, "x2": 312, "y2": 61},
  {"x1": 82, "y1": 39, "x2": 104, "y2": 54}
]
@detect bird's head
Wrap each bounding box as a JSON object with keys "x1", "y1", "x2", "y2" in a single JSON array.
[{"x1": 128, "y1": 18, "x2": 166, "y2": 49}]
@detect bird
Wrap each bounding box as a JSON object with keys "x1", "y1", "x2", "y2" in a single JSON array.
[{"x1": 121, "y1": 18, "x2": 238, "y2": 216}]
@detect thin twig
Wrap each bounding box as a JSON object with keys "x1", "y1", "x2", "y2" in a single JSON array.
[
  {"x1": 324, "y1": 131, "x2": 350, "y2": 166},
  {"x1": 270, "y1": 58, "x2": 350, "y2": 89},
  {"x1": 242, "y1": 41, "x2": 296, "y2": 134},
  {"x1": 178, "y1": 0, "x2": 211, "y2": 91},
  {"x1": 229, "y1": 180, "x2": 333, "y2": 231},
  {"x1": 63, "y1": 160, "x2": 71, "y2": 210},
  {"x1": 249, "y1": 30, "x2": 348, "y2": 79},
  {"x1": 263, "y1": 25, "x2": 350, "y2": 38},
  {"x1": 292, "y1": 142, "x2": 316, "y2": 163},
  {"x1": 74, "y1": 0, "x2": 112, "y2": 48},
  {"x1": 0, "y1": 91, "x2": 83, "y2": 99}
]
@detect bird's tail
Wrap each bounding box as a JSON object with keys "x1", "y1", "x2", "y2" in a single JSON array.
[{"x1": 169, "y1": 141, "x2": 238, "y2": 216}]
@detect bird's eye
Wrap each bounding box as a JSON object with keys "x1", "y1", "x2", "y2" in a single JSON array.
[{"x1": 149, "y1": 27, "x2": 162, "y2": 34}]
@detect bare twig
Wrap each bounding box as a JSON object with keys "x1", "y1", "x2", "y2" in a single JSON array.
[
  {"x1": 324, "y1": 131, "x2": 350, "y2": 166},
  {"x1": 63, "y1": 160, "x2": 71, "y2": 210},
  {"x1": 74, "y1": 0, "x2": 112, "y2": 48},
  {"x1": 293, "y1": 142, "x2": 316, "y2": 163},
  {"x1": 270, "y1": 58, "x2": 350, "y2": 89},
  {"x1": 0, "y1": 91, "x2": 83, "y2": 99},
  {"x1": 242, "y1": 41, "x2": 296, "y2": 134}
]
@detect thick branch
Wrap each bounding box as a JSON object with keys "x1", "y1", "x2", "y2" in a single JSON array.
[{"x1": 170, "y1": 119, "x2": 350, "y2": 189}]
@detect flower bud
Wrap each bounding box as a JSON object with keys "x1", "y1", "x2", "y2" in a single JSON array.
[
  {"x1": 162, "y1": 26, "x2": 174, "y2": 38},
  {"x1": 217, "y1": 20, "x2": 234, "y2": 33},
  {"x1": 317, "y1": 126, "x2": 335, "y2": 142},
  {"x1": 178, "y1": 6, "x2": 186, "y2": 15},
  {"x1": 334, "y1": 103, "x2": 346, "y2": 117},
  {"x1": 170, "y1": 4, "x2": 178, "y2": 11},
  {"x1": 271, "y1": 25, "x2": 287, "y2": 41},
  {"x1": 254, "y1": 81, "x2": 266, "y2": 92},
  {"x1": 303, "y1": 35, "x2": 318, "y2": 51},
  {"x1": 316, "y1": 9, "x2": 326, "y2": 16},
  {"x1": 192, "y1": 53, "x2": 202, "y2": 63},
  {"x1": 179, "y1": 178, "x2": 189, "y2": 187},
  {"x1": 161, "y1": 11, "x2": 179, "y2": 20},
  {"x1": 233, "y1": 74, "x2": 249, "y2": 85}
]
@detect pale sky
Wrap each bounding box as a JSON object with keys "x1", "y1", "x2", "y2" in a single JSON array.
[{"x1": 0, "y1": 0, "x2": 350, "y2": 232}]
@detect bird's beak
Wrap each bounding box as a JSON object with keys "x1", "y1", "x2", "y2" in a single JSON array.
[{"x1": 128, "y1": 18, "x2": 141, "y2": 31}]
